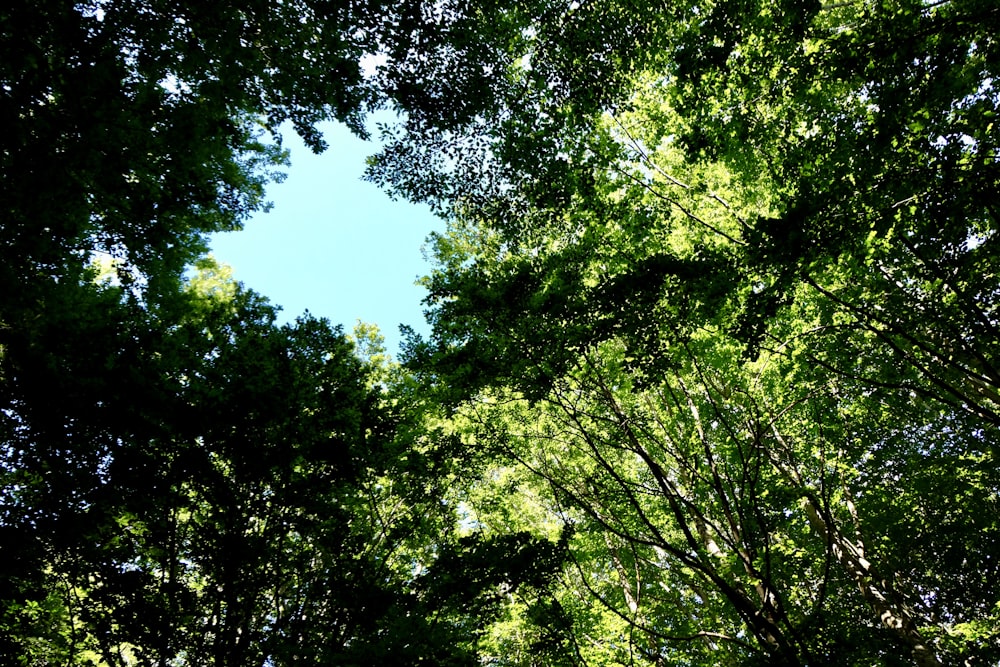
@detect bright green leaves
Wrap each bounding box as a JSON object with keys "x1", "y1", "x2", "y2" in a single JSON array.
[
  {"x1": 5, "y1": 0, "x2": 1000, "y2": 664},
  {"x1": 383, "y1": 0, "x2": 1000, "y2": 664}
]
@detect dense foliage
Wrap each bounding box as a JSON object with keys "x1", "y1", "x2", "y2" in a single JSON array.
[
  {"x1": 377, "y1": 1, "x2": 1000, "y2": 665},
  {"x1": 3, "y1": 0, "x2": 999, "y2": 666},
  {"x1": 1, "y1": 1, "x2": 571, "y2": 665}
]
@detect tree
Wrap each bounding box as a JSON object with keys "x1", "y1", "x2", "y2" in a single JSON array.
[
  {"x1": 378, "y1": 1, "x2": 1000, "y2": 664},
  {"x1": 1, "y1": 2, "x2": 578, "y2": 663},
  {"x1": 5, "y1": 0, "x2": 1000, "y2": 664},
  {"x1": 1, "y1": 258, "x2": 573, "y2": 665}
]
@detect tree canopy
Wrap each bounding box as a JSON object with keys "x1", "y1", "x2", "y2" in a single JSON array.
[
  {"x1": 2, "y1": 2, "x2": 572, "y2": 664},
  {"x1": 377, "y1": 0, "x2": 1000, "y2": 664},
  {"x1": 3, "y1": 0, "x2": 999, "y2": 665}
]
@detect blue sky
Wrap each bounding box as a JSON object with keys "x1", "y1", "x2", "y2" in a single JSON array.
[{"x1": 209, "y1": 118, "x2": 443, "y2": 356}]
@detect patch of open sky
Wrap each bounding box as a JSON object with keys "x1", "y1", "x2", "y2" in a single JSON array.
[{"x1": 208, "y1": 112, "x2": 444, "y2": 357}]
